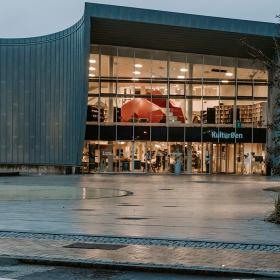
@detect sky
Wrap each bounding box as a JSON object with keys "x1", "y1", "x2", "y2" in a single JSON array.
[{"x1": 0, "y1": 0, "x2": 280, "y2": 38}]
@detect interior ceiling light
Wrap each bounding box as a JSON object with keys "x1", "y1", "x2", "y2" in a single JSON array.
[
  {"x1": 89, "y1": 67, "x2": 96, "y2": 71},
  {"x1": 180, "y1": 68, "x2": 188, "y2": 72},
  {"x1": 133, "y1": 71, "x2": 141, "y2": 75},
  {"x1": 131, "y1": 78, "x2": 139, "y2": 81},
  {"x1": 177, "y1": 75, "x2": 185, "y2": 79},
  {"x1": 89, "y1": 59, "x2": 96, "y2": 64},
  {"x1": 134, "y1": 64, "x2": 143, "y2": 68},
  {"x1": 225, "y1": 72, "x2": 233, "y2": 77},
  {"x1": 221, "y1": 80, "x2": 229, "y2": 83},
  {"x1": 89, "y1": 73, "x2": 95, "y2": 77}
]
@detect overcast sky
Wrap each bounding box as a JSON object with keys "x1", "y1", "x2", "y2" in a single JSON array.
[{"x1": 0, "y1": 0, "x2": 280, "y2": 38}]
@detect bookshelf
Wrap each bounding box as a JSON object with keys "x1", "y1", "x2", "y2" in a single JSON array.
[
  {"x1": 215, "y1": 105, "x2": 233, "y2": 124},
  {"x1": 252, "y1": 102, "x2": 267, "y2": 127},
  {"x1": 202, "y1": 102, "x2": 267, "y2": 126},
  {"x1": 238, "y1": 105, "x2": 252, "y2": 125}
]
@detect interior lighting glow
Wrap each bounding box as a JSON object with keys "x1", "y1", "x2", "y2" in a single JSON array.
[
  {"x1": 82, "y1": 187, "x2": 87, "y2": 200},
  {"x1": 133, "y1": 71, "x2": 141, "y2": 75},
  {"x1": 89, "y1": 67, "x2": 96, "y2": 71},
  {"x1": 180, "y1": 68, "x2": 188, "y2": 72},
  {"x1": 225, "y1": 72, "x2": 233, "y2": 77},
  {"x1": 177, "y1": 75, "x2": 185, "y2": 79},
  {"x1": 131, "y1": 78, "x2": 139, "y2": 81},
  {"x1": 89, "y1": 59, "x2": 96, "y2": 64},
  {"x1": 134, "y1": 64, "x2": 143, "y2": 68},
  {"x1": 89, "y1": 73, "x2": 95, "y2": 77},
  {"x1": 221, "y1": 80, "x2": 229, "y2": 83}
]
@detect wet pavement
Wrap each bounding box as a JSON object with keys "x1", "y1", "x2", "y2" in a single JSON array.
[
  {"x1": 0, "y1": 174, "x2": 278, "y2": 244},
  {"x1": 0, "y1": 233, "x2": 278, "y2": 277},
  {"x1": 0, "y1": 175, "x2": 279, "y2": 277},
  {"x1": 0, "y1": 260, "x2": 268, "y2": 280}
]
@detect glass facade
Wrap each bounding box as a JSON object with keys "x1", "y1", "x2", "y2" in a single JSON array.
[{"x1": 84, "y1": 45, "x2": 268, "y2": 175}]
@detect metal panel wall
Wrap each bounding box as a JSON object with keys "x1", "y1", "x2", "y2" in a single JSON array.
[
  {"x1": 85, "y1": 3, "x2": 278, "y2": 37},
  {"x1": 0, "y1": 17, "x2": 88, "y2": 166}
]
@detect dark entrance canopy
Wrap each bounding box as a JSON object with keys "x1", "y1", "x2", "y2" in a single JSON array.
[{"x1": 86, "y1": 3, "x2": 278, "y2": 58}]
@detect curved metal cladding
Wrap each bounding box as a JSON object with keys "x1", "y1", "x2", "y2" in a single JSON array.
[{"x1": 0, "y1": 17, "x2": 89, "y2": 166}]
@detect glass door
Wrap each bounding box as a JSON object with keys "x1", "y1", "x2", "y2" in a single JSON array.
[
  {"x1": 236, "y1": 143, "x2": 244, "y2": 174},
  {"x1": 99, "y1": 142, "x2": 114, "y2": 172},
  {"x1": 213, "y1": 144, "x2": 235, "y2": 174}
]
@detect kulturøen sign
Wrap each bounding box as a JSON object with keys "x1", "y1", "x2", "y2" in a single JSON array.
[{"x1": 210, "y1": 131, "x2": 244, "y2": 140}]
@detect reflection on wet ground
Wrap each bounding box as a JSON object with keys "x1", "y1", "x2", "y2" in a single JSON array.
[
  {"x1": 0, "y1": 174, "x2": 279, "y2": 244},
  {"x1": 0, "y1": 186, "x2": 131, "y2": 200}
]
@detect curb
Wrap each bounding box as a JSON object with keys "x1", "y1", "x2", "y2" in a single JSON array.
[{"x1": 4, "y1": 255, "x2": 279, "y2": 278}]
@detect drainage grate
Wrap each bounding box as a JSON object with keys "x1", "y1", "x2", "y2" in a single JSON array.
[
  {"x1": 64, "y1": 243, "x2": 126, "y2": 250},
  {"x1": 117, "y1": 217, "x2": 150, "y2": 220}
]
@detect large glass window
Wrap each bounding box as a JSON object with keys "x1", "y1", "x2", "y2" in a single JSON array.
[
  {"x1": 238, "y1": 85, "x2": 252, "y2": 97},
  {"x1": 237, "y1": 58, "x2": 268, "y2": 81},
  {"x1": 203, "y1": 55, "x2": 222, "y2": 80},
  {"x1": 86, "y1": 44, "x2": 269, "y2": 175},
  {"x1": 254, "y1": 85, "x2": 268, "y2": 98},
  {"x1": 89, "y1": 46, "x2": 99, "y2": 78},
  {"x1": 220, "y1": 84, "x2": 235, "y2": 97},
  {"x1": 237, "y1": 100, "x2": 253, "y2": 128},
  {"x1": 192, "y1": 99, "x2": 203, "y2": 124}
]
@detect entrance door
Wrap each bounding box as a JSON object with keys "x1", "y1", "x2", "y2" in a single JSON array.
[
  {"x1": 213, "y1": 144, "x2": 235, "y2": 174},
  {"x1": 99, "y1": 143, "x2": 114, "y2": 172}
]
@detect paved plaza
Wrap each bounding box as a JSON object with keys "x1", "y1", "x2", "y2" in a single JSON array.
[
  {"x1": 0, "y1": 174, "x2": 279, "y2": 277},
  {"x1": 0, "y1": 174, "x2": 279, "y2": 243}
]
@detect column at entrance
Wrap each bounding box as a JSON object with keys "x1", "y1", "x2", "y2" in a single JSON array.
[
  {"x1": 209, "y1": 143, "x2": 213, "y2": 174},
  {"x1": 186, "y1": 143, "x2": 192, "y2": 174},
  {"x1": 108, "y1": 56, "x2": 114, "y2": 122},
  {"x1": 107, "y1": 56, "x2": 114, "y2": 172},
  {"x1": 186, "y1": 64, "x2": 193, "y2": 174}
]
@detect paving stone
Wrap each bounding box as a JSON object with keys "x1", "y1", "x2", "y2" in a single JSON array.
[
  {"x1": 0, "y1": 231, "x2": 279, "y2": 253},
  {"x1": 0, "y1": 175, "x2": 278, "y2": 276},
  {"x1": 0, "y1": 235, "x2": 277, "y2": 277},
  {"x1": 0, "y1": 175, "x2": 279, "y2": 245}
]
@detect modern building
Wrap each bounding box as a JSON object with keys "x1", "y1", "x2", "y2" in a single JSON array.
[{"x1": 0, "y1": 3, "x2": 278, "y2": 175}]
